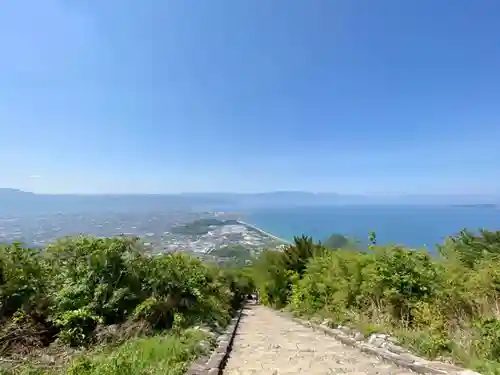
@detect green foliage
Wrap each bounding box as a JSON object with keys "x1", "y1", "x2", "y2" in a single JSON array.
[
  {"x1": 221, "y1": 266, "x2": 255, "y2": 310},
  {"x1": 210, "y1": 245, "x2": 249, "y2": 258},
  {"x1": 169, "y1": 218, "x2": 235, "y2": 236},
  {"x1": 55, "y1": 308, "x2": 102, "y2": 347},
  {"x1": 439, "y1": 229, "x2": 500, "y2": 268},
  {"x1": 0, "y1": 242, "x2": 47, "y2": 318},
  {"x1": 45, "y1": 236, "x2": 143, "y2": 327},
  {"x1": 396, "y1": 329, "x2": 452, "y2": 359},
  {"x1": 253, "y1": 229, "x2": 500, "y2": 374},
  {"x1": 0, "y1": 235, "x2": 254, "y2": 373},
  {"x1": 65, "y1": 328, "x2": 211, "y2": 375},
  {"x1": 282, "y1": 235, "x2": 325, "y2": 277},
  {"x1": 290, "y1": 250, "x2": 367, "y2": 319},
  {"x1": 360, "y1": 246, "x2": 440, "y2": 322},
  {"x1": 368, "y1": 231, "x2": 377, "y2": 246},
  {"x1": 253, "y1": 250, "x2": 290, "y2": 308},
  {"x1": 324, "y1": 233, "x2": 352, "y2": 250},
  {"x1": 209, "y1": 245, "x2": 255, "y2": 267}
]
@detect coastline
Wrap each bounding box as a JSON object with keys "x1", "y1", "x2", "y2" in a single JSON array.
[{"x1": 237, "y1": 220, "x2": 292, "y2": 245}]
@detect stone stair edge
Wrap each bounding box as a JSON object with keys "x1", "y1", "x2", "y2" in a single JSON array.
[
  {"x1": 272, "y1": 308, "x2": 481, "y2": 375},
  {"x1": 185, "y1": 303, "x2": 248, "y2": 375}
]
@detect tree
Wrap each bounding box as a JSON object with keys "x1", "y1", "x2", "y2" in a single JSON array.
[
  {"x1": 282, "y1": 235, "x2": 325, "y2": 277},
  {"x1": 324, "y1": 233, "x2": 350, "y2": 249},
  {"x1": 438, "y1": 229, "x2": 500, "y2": 268},
  {"x1": 368, "y1": 231, "x2": 377, "y2": 247}
]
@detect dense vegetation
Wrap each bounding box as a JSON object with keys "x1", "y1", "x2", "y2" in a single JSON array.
[
  {"x1": 0, "y1": 236, "x2": 253, "y2": 374},
  {"x1": 323, "y1": 233, "x2": 352, "y2": 249},
  {"x1": 253, "y1": 230, "x2": 500, "y2": 374},
  {"x1": 4, "y1": 226, "x2": 500, "y2": 374},
  {"x1": 209, "y1": 245, "x2": 255, "y2": 267},
  {"x1": 170, "y1": 218, "x2": 239, "y2": 236}
]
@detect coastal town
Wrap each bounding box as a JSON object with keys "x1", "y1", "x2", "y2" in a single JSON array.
[
  {"x1": 162, "y1": 218, "x2": 286, "y2": 254},
  {"x1": 0, "y1": 210, "x2": 287, "y2": 263}
]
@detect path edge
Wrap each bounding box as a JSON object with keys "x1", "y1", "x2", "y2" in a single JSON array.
[
  {"x1": 274, "y1": 309, "x2": 481, "y2": 375},
  {"x1": 186, "y1": 304, "x2": 246, "y2": 375}
]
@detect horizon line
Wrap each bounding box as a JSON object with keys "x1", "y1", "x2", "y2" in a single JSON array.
[{"x1": 1, "y1": 188, "x2": 498, "y2": 198}]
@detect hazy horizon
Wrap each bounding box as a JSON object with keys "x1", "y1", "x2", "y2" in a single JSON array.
[{"x1": 2, "y1": 188, "x2": 498, "y2": 199}]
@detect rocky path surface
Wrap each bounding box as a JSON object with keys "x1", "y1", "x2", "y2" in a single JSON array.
[{"x1": 223, "y1": 305, "x2": 414, "y2": 375}]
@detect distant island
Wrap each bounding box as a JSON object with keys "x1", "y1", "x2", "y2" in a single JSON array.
[{"x1": 451, "y1": 203, "x2": 497, "y2": 208}]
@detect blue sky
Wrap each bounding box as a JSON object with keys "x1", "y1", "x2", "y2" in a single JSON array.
[{"x1": 1, "y1": 0, "x2": 499, "y2": 194}]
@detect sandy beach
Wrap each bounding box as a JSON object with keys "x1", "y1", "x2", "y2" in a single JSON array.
[{"x1": 237, "y1": 220, "x2": 292, "y2": 244}]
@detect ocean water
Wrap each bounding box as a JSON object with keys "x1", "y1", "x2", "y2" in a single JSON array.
[{"x1": 244, "y1": 205, "x2": 500, "y2": 252}]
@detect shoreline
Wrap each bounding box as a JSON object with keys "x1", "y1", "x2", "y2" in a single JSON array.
[{"x1": 236, "y1": 220, "x2": 292, "y2": 245}]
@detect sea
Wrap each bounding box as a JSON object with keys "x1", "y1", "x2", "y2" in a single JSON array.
[{"x1": 243, "y1": 205, "x2": 500, "y2": 252}]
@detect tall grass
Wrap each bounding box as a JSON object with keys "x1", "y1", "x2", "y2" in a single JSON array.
[
  {"x1": 66, "y1": 329, "x2": 212, "y2": 375},
  {"x1": 0, "y1": 329, "x2": 212, "y2": 375}
]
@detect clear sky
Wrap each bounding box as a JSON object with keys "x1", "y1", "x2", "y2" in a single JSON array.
[{"x1": 1, "y1": 0, "x2": 499, "y2": 195}]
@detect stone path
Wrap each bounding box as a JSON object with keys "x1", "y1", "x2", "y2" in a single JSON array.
[{"x1": 223, "y1": 305, "x2": 414, "y2": 375}]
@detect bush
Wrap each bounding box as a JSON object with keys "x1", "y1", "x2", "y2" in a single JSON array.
[
  {"x1": 253, "y1": 236, "x2": 322, "y2": 308},
  {"x1": 0, "y1": 235, "x2": 253, "y2": 368},
  {"x1": 0, "y1": 243, "x2": 47, "y2": 319},
  {"x1": 290, "y1": 250, "x2": 367, "y2": 320},
  {"x1": 254, "y1": 229, "x2": 500, "y2": 374},
  {"x1": 360, "y1": 245, "x2": 440, "y2": 323}
]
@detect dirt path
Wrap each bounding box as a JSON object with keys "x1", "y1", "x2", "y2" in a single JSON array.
[{"x1": 223, "y1": 305, "x2": 414, "y2": 375}]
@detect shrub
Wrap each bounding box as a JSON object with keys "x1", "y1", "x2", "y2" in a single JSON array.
[
  {"x1": 254, "y1": 230, "x2": 500, "y2": 374},
  {"x1": 290, "y1": 250, "x2": 367, "y2": 320},
  {"x1": 0, "y1": 235, "x2": 253, "y2": 361},
  {"x1": 0, "y1": 243, "x2": 47, "y2": 319},
  {"x1": 359, "y1": 245, "x2": 440, "y2": 323},
  {"x1": 55, "y1": 308, "x2": 103, "y2": 347}
]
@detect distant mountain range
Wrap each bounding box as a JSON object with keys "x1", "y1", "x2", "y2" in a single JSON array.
[{"x1": 0, "y1": 188, "x2": 498, "y2": 217}]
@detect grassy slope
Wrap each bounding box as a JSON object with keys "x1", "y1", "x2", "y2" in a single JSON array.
[
  {"x1": 2, "y1": 330, "x2": 212, "y2": 375},
  {"x1": 68, "y1": 329, "x2": 211, "y2": 375}
]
